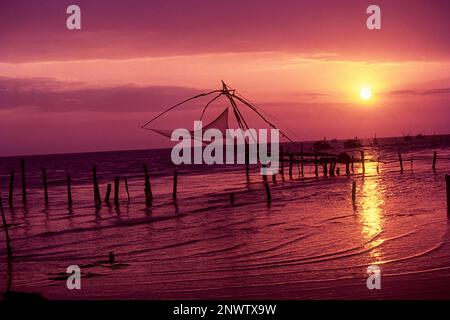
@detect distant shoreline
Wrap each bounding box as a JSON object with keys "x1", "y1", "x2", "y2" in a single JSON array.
[{"x1": 1, "y1": 133, "x2": 449, "y2": 159}]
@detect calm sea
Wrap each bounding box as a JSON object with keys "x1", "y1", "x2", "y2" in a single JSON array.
[{"x1": 1, "y1": 135, "x2": 450, "y2": 299}]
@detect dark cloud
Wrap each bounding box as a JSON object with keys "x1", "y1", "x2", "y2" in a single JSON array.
[
  {"x1": 422, "y1": 88, "x2": 450, "y2": 96},
  {"x1": 298, "y1": 92, "x2": 330, "y2": 97},
  {"x1": 0, "y1": 76, "x2": 82, "y2": 91},
  {"x1": 0, "y1": 76, "x2": 205, "y2": 112},
  {"x1": 387, "y1": 88, "x2": 450, "y2": 96},
  {"x1": 388, "y1": 89, "x2": 417, "y2": 96}
]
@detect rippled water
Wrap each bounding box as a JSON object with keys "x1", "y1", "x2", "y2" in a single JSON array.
[{"x1": 1, "y1": 136, "x2": 450, "y2": 299}]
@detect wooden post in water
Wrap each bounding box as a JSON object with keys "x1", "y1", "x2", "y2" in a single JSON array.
[
  {"x1": 114, "y1": 176, "x2": 120, "y2": 207},
  {"x1": 360, "y1": 150, "x2": 365, "y2": 174},
  {"x1": 432, "y1": 151, "x2": 437, "y2": 170},
  {"x1": 104, "y1": 183, "x2": 112, "y2": 203},
  {"x1": 124, "y1": 176, "x2": 131, "y2": 201},
  {"x1": 67, "y1": 174, "x2": 73, "y2": 208},
  {"x1": 352, "y1": 181, "x2": 356, "y2": 204},
  {"x1": 314, "y1": 152, "x2": 319, "y2": 177},
  {"x1": 143, "y1": 164, "x2": 153, "y2": 206},
  {"x1": 245, "y1": 142, "x2": 250, "y2": 181},
  {"x1": 328, "y1": 160, "x2": 332, "y2": 176},
  {"x1": 262, "y1": 164, "x2": 268, "y2": 183},
  {"x1": 20, "y1": 159, "x2": 26, "y2": 205},
  {"x1": 42, "y1": 168, "x2": 49, "y2": 205},
  {"x1": 172, "y1": 170, "x2": 178, "y2": 200},
  {"x1": 345, "y1": 160, "x2": 350, "y2": 176},
  {"x1": 263, "y1": 181, "x2": 271, "y2": 205},
  {"x1": 8, "y1": 170, "x2": 14, "y2": 208},
  {"x1": 229, "y1": 193, "x2": 235, "y2": 206},
  {"x1": 398, "y1": 153, "x2": 403, "y2": 173},
  {"x1": 323, "y1": 160, "x2": 328, "y2": 177},
  {"x1": 92, "y1": 165, "x2": 101, "y2": 206},
  {"x1": 300, "y1": 143, "x2": 304, "y2": 177},
  {"x1": 329, "y1": 159, "x2": 335, "y2": 177},
  {"x1": 446, "y1": 175, "x2": 450, "y2": 214},
  {"x1": 272, "y1": 172, "x2": 276, "y2": 183},
  {"x1": 376, "y1": 157, "x2": 380, "y2": 174},
  {"x1": 351, "y1": 154, "x2": 355, "y2": 172},
  {"x1": 288, "y1": 155, "x2": 293, "y2": 180},
  {"x1": 280, "y1": 146, "x2": 285, "y2": 181},
  {"x1": 0, "y1": 195, "x2": 12, "y2": 260}
]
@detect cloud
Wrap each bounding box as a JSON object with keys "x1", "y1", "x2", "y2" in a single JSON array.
[
  {"x1": 387, "y1": 87, "x2": 450, "y2": 96},
  {"x1": 300, "y1": 53, "x2": 340, "y2": 61},
  {"x1": 1, "y1": 0, "x2": 449, "y2": 62},
  {"x1": 288, "y1": 91, "x2": 331, "y2": 100},
  {"x1": 388, "y1": 89, "x2": 417, "y2": 96},
  {"x1": 422, "y1": 88, "x2": 450, "y2": 95},
  {"x1": 0, "y1": 76, "x2": 205, "y2": 113},
  {"x1": 0, "y1": 76, "x2": 83, "y2": 91}
]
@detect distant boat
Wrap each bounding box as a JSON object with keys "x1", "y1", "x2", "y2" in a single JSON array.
[
  {"x1": 416, "y1": 133, "x2": 425, "y2": 140},
  {"x1": 404, "y1": 134, "x2": 412, "y2": 141},
  {"x1": 344, "y1": 137, "x2": 362, "y2": 148},
  {"x1": 331, "y1": 138, "x2": 338, "y2": 143},
  {"x1": 313, "y1": 138, "x2": 332, "y2": 150}
]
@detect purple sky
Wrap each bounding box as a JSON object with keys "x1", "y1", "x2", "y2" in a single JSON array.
[{"x1": 0, "y1": 0, "x2": 449, "y2": 156}]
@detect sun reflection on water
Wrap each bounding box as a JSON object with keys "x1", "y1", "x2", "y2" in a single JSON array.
[{"x1": 357, "y1": 159, "x2": 386, "y2": 262}]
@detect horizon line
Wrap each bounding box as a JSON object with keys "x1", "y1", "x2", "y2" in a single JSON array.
[{"x1": 1, "y1": 132, "x2": 449, "y2": 159}]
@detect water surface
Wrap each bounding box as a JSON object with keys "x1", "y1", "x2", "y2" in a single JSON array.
[{"x1": 1, "y1": 136, "x2": 450, "y2": 299}]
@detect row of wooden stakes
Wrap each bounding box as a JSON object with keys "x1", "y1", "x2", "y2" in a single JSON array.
[
  {"x1": 3, "y1": 160, "x2": 180, "y2": 209},
  {"x1": 0, "y1": 150, "x2": 445, "y2": 210},
  {"x1": 277, "y1": 150, "x2": 440, "y2": 179}
]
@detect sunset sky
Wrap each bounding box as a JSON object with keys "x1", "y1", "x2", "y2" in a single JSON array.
[{"x1": 0, "y1": 0, "x2": 449, "y2": 156}]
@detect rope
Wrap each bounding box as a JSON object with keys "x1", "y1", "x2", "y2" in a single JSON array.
[{"x1": 140, "y1": 89, "x2": 222, "y2": 129}]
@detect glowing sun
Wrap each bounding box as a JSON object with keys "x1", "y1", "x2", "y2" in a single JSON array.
[{"x1": 359, "y1": 87, "x2": 372, "y2": 100}]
